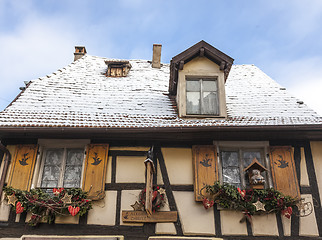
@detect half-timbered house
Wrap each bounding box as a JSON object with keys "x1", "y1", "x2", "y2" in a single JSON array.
[{"x1": 0, "y1": 41, "x2": 322, "y2": 240}]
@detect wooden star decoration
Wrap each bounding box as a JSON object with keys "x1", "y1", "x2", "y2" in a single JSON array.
[
  {"x1": 131, "y1": 201, "x2": 144, "y2": 211},
  {"x1": 158, "y1": 188, "x2": 166, "y2": 195},
  {"x1": 253, "y1": 200, "x2": 266, "y2": 211},
  {"x1": 61, "y1": 193, "x2": 72, "y2": 205},
  {"x1": 7, "y1": 194, "x2": 18, "y2": 206}
]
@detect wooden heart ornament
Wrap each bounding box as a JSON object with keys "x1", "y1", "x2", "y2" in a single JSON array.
[
  {"x1": 68, "y1": 206, "x2": 80, "y2": 216},
  {"x1": 202, "y1": 198, "x2": 214, "y2": 209},
  {"x1": 16, "y1": 202, "x2": 24, "y2": 214}
]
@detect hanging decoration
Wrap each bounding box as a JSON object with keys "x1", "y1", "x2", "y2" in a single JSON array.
[
  {"x1": 138, "y1": 186, "x2": 166, "y2": 212},
  {"x1": 202, "y1": 182, "x2": 300, "y2": 222},
  {"x1": 122, "y1": 146, "x2": 177, "y2": 223},
  {"x1": 4, "y1": 186, "x2": 92, "y2": 226}
]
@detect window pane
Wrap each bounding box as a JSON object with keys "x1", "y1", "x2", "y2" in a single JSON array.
[
  {"x1": 223, "y1": 168, "x2": 241, "y2": 186},
  {"x1": 63, "y1": 149, "x2": 84, "y2": 188},
  {"x1": 202, "y1": 80, "x2": 217, "y2": 92},
  {"x1": 66, "y1": 149, "x2": 84, "y2": 165},
  {"x1": 243, "y1": 151, "x2": 262, "y2": 167},
  {"x1": 41, "y1": 149, "x2": 63, "y2": 188},
  {"x1": 186, "y1": 80, "x2": 200, "y2": 91},
  {"x1": 63, "y1": 166, "x2": 83, "y2": 188},
  {"x1": 202, "y1": 92, "x2": 218, "y2": 115},
  {"x1": 221, "y1": 151, "x2": 239, "y2": 167},
  {"x1": 186, "y1": 92, "x2": 200, "y2": 114}
]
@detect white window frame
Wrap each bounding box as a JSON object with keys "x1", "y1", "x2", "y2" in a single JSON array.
[
  {"x1": 214, "y1": 141, "x2": 273, "y2": 189},
  {"x1": 186, "y1": 77, "x2": 219, "y2": 115},
  {"x1": 35, "y1": 139, "x2": 90, "y2": 189}
]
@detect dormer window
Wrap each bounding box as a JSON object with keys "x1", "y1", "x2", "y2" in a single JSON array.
[
  {"x1": 186, "y1": 77, "x2": 219, "y2": 115},
  {"x1": 105, "y1": 60, "x2": 132, "y2": 77},
  {"x1": 168, "y1": 40, "x2": 234, "y2": 118}
]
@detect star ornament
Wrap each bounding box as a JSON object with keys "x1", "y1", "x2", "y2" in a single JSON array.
[
  {"x1": 61, "y1": 193, "x2": 72, "y2": 205},
  {"x1": 253, "y1": 200, "x2": 266, "y2": 211},
  {"x1": 7, "y1": 194, "x2": 18, "y2": 206},
  {"x1": 158, "y1": 188, "x2": 166, "y2": 195},
  {"x1": 131, "y1": 201, "x2": 144, "y2": 211}
]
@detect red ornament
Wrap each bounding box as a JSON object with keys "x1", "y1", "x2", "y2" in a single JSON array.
[
  {"x1": 237, "y1": 188, "x2": 246, "y2": 198},
  {"x1": 282, "y1": 206, "x2": 293, "y2": 219},
  {"x1": 202, "y1": 198, "x2": 214, "y2": 209},
  {"x1": 16, "y1": 202, "x2": 24, "y2": 214},
  {"x1": 152, "y1": 191, "x2": 158, "y2": 201},
  {"x1": 68, "y1": 206, "x2": 80, "y2": 216},
  {"x1": 53, "y1": 188, "x2": 64, "y2": 195}
]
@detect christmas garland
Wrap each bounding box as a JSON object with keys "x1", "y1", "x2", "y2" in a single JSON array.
[
  {"x1": 4, "y1": 186, "x2": 92, "y2": 226},
  {"x1": 202, "y1": 182, "x2": 298, "y2": 221}
]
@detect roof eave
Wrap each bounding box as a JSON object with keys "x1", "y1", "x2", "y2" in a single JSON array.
[{"x1": 1, "y1": 124, "x2": 322, "y2": 142}]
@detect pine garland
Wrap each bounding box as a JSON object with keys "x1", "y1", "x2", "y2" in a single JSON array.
[
  {"x1": 4, "y1": 186, "x2": 92, "y2": 226},
  {"x1": 202, "y1": 182, "x2": 298, "y2": 220}
]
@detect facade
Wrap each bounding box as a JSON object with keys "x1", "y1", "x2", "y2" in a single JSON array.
[{"x1": 0, "y1": 41, "x2": 322, "y2": 240}]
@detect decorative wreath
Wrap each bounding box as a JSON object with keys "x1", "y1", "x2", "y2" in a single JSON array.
[{"x1": 139, "y1": 186, "x2": 166, "y2": 212}]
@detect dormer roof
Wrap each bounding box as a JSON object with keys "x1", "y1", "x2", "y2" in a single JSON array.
[{"x1": 169, "y1": 40, "x2": 234, "y2": 95}]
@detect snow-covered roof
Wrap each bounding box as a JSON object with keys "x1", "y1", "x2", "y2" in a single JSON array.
[{"x1": 0, "y1": 54, "x2": 321, "y2": 128}]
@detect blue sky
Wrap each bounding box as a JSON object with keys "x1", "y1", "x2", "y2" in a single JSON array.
[{"x1": 1, "y1": 0, "x2": 322, "y2": 114}]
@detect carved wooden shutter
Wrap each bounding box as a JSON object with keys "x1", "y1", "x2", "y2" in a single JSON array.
[
  {"x1": 7, "y1": 145, "x2": 38, "y2": 191},
  {"x1": 269, "y1": 146, "x2": 300, "y2": 199},
  {"x1": 82, "y1": 144, "x2": 109, "y2": 200},
  {"x1": 193, "y1": 145, "x2": 219, "y2": 201}
]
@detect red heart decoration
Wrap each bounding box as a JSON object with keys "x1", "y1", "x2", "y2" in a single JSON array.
[
  {"x1": 16, "y1": 202, "x2": 24, "y2": 214},
  {"x1": 202, "y1": 198, "x2": 214, "y2": 209},
  {"x1": 68, "y1": 206, "x2": 80, "y2": 216},
  {"x1": 282, "y1": 206, "x2": 293, "y2": 219}
]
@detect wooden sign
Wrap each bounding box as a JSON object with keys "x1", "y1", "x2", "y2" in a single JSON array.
[{"x1": 122, "y1": 211, "x2": 177, "y2": 223}]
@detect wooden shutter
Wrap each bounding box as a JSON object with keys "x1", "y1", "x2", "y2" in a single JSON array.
[
  {"x1": 7, "y1": 145, "x2": 38, "y2": 191},
  {"x1": 269, "y1": 146, "x2": 300, "y2": 199},
  {"x1": 82, "y1": 144, "x2": 109, "y2": 200},
  {"x1": 193, "y1": 145, "x2": 219, "y2": 201}
]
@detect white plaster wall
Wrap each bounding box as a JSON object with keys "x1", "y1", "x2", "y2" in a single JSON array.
[
  {"x1": 106, "y1": 156, "x2": 112, "y2": 183},
  {"x1": 161, "y1": 148, "x2": 193, "y2": 185},
  {"x1": 173, "y1": 191, "x2": 215, "y2": 235},
  {"x1": 300, "y1": 147, "x2": 309, "y2": 186},
  {"x1": 251, "y1": 214, "x2": 278, "y2": 236},
  {"x1": 310, "y1": 141, "x2": 322, "y2": 202},
  {"x1": 299, "y1": 194, "x2": 319, "y2": 236},
  {"x1": 220, "y1": 210, "x2": 247, "y2": 235},
  {"x1": 0, "y1": 194, "x2": 10, "y2": 221},
  {"x1": 87, "y1": 190, "x2": 117, "y2": 225},
  {"x1": 120, "y1": 190, "x2": 143, "y2": 226},
  {"x1": 116, "y1": 156, "x2": 145, "y2": 183},
  {"x1": 282, "y1": 215, "x2": 291, "y2": 236}
]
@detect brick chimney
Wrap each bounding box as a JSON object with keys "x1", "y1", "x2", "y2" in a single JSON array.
[
  {"x1": 152, "y1": 44, "x2": 162, "y2": 68},
  {"x1": 74, "y1": 46, "x2": 87, "y2": 61}
]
